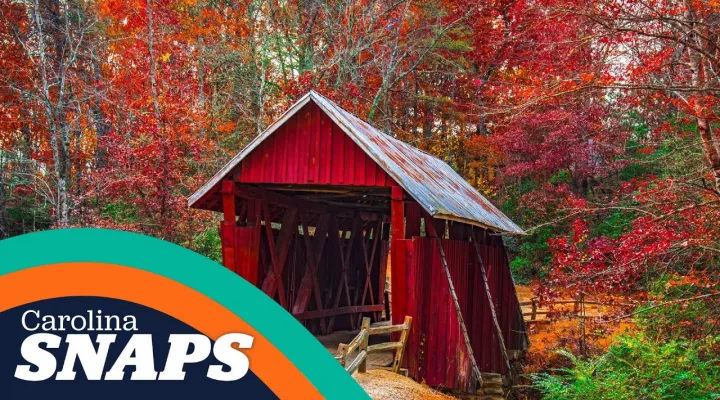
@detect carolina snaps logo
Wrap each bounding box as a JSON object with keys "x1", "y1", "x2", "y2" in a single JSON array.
[
  {"x1": 15, "y1": 307, "x2": 253, "y2": 382},
  {"x1": 0, "y1": 229, "x2": 369, "y2": 400}
]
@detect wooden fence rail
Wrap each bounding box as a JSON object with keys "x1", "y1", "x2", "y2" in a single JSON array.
[
  {"x1": 520, "y1": 295, "x2": 636, "y2": 323},
  {"x1": 335, "y1": 316, "x2": 412, "y2": 375}
]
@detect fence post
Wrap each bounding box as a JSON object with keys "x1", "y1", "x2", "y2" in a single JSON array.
[
  {"x1": 574, "y1": 296, "x2": 580, "y2": 313},
  {"x1": 337, "y1": 343, "x2": 348, "y2": 368},
  {"x1": 359, "y1": 317, "x2": 370, "y2": 373},
  {"x1": 531, "y1": 299, "x2": 537, "y2": 321},
  {"x1": 392, "y1": 316, "x2": 412, "y2": 373}
]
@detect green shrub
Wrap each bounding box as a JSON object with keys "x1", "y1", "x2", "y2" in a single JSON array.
[
  {"x1": 510, "y1": 257, "x2": 533, "y2": 285},
  {"x1": 506, "y1": 225, "x2": 554, "y2": 284},
  {"x1": 101, "y1": 200, "x2": 138, "y2": 222},
  {"x1": 636, "y1": 276, "x2": 717, "y2": 341},
  {"x1": 191, "y1": 228, "x2": 222, "y2": 263},
  {"x1": 550, "y1": 169, "x2": 572, "y2": 185},
  {"x1": 533, "y1": 334, "x2": 720, "y2": 400},
  {"x1": 591, "y1": 210, "x2": 633, "y2": 240},
  {"x1": 618, "y1": 163, "x2": 650, "y2": 181}
]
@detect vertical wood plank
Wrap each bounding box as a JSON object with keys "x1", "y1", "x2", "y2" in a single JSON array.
[
  {"x1": 331, "y1": 122, "x2": 344, "y2": 184},
  {"x1": 390, "y1": 186, "x2": 406, "y2": 327},
  {"x1": 321, "y1": 112, "x2": 332, "y2": 184},
  {"x1": 301, "y1": 106, "x2": 311, "y2": 183},
  {"x1": 264, "y1": 127, "x2": 275, "y2": 182},
  {"x1": 312, "y1": 103, "x2": 322, "y2": 183},
  {"x1": 235, "y1": 225, "x2": 261, "y2": 285},
  {"x1": 355, "y1": 143, "x2": 366, "y2": 185},
  {"x1": 287, "y1": 114, "x2": 298, "y2": 182},
  {"x1": 366, "y1": 153, "x2": 376, "y2": 186}
]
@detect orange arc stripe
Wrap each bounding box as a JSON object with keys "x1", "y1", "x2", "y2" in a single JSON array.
[{"x1": 0, "y1": 262, "x2": 323, "y2": 400}]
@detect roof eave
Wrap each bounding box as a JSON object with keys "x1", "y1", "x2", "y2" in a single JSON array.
[{"x1": 433, "y1": 213, "x2": 526, "y2": 235}]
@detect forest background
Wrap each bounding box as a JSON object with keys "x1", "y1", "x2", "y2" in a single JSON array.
[{"x1": 1, "y1": 0, "x2": 719, "y2": 398}]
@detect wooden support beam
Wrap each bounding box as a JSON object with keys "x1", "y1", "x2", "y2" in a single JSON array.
[
  {"x1": 405, "y1": 201, "x2": 422, "y2": 238},
  {"x1": 293, "y1": 214, "x2": 330, "y2": 332},
  {"x1": 259, "y1": 200, "x2": 298, "y2": 308},
  {"x1": 326, "y1": 215, "x2": 361, "y2": 332},
  {"x1": 356, "y1": 220, "x2": 381, "y2": 326},
  {"x1": 294, "y1": 304, "x2": 384, "y2": 320},
  {"x1": 307, "y1": 199, "x2": 389, "y2": 214},
  {"x1": 233, "y1": 182, "x2": 369, "y2": 219},
  {"x1": 246, "y1": 198, "x2": 261, "y2": 226},
  {"x1": 237, "y1": 202, "x2": 248, "y2": 224},
  {"x1": 471, "y1": 227, "x2": 514, "y2": 381},
  {"x1": 390, "y1": 186, "x2": 407, "y2": 326}
]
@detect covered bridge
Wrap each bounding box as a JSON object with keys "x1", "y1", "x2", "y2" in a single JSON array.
[{"x1": 189, "y1": 91, "x2": 528, "y2": 392}]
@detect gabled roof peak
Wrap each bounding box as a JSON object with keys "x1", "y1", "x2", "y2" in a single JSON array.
[{"x1": 189, "y1": 91, "x2": 523, "y2": 234}]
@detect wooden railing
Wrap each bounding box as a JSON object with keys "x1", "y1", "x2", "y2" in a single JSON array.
[
  {"x1": 335, "y1": 316, "x2": 412, "y2": 375},
  {"x1": 520, "y1": 294, "x2": 635, "y2": 323}
]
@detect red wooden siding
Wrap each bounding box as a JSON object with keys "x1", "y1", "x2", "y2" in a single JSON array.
[
  {"x1": 238, "y1": 102, "x2": 395, "y2": 187},
  {"x1": 403, "y1": 233, "x2": 524, "y2": 390},
  {"x1": 235, "y1": 225, "x2": 261, "y2": 286}
]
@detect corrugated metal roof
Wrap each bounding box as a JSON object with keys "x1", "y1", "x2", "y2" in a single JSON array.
[{"x1": 188, "y1": 91, "x2": 524, "y2": 234}]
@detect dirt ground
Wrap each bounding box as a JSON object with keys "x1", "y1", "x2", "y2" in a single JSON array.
[{"x1": 355, "y1": 370, "x2": 456, "y2": 400}]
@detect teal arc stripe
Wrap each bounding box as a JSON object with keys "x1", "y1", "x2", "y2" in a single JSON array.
[{"x1": 0, "y1": 228, "x2": 369, "y2": 399}]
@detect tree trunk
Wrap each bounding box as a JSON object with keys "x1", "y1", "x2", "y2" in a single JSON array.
[
  {"x1": 146, "y1": 0, "x2": 171, "y2": 237},
  {"x1": 697, "y1": 118, "x2": 720, "y2": 196},
  {"x1": 33, "y1": 0, "x2": 71, "y2": 227},
  {"x1": 90, "y1": 47, "x2": 109, "y2": 169}
]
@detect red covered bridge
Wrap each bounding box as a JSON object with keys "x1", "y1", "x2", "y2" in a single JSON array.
[{"x1": 189, "y1": 91, "x2": 528, "y2": 392}]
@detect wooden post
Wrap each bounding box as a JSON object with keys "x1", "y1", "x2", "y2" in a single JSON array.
[
  {"x1": 220, "y1": 179, "x2": 236, "y2": 272},
  {"x1": 424, "y1": 213, "x2": 482, "y2": 388},
  {"x1": 359, "y1": 317, "x2": 371, "y2": 373},
  {"x1": 390, "y1": 186, "x2": 406, "y2": 326},
  {"x1": 392, "y1": 316, "x2": 412, "y2": 373},
  {"x1": 471, "y1": 227, "x2": 513, "y2": 381},
  {"x1": 337, "y1": 343, "x2": 349, "y2": 368},
  {"x1": 531, "y1": 299, "x2": 538, "y2": 321}
]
